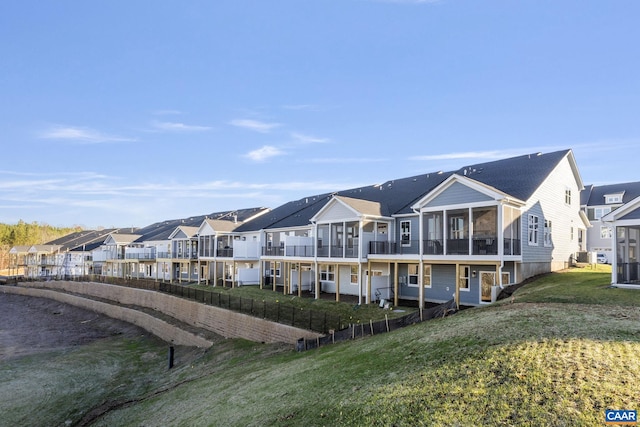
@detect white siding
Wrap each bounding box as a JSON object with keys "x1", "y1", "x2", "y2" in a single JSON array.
[{"x1": 522, "y1": 156, "x2": 583, "y2": 276}]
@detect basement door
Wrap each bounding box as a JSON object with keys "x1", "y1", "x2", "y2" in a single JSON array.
[{"x1": 480, "y1": 271, "x2": 495, "y2": 303}]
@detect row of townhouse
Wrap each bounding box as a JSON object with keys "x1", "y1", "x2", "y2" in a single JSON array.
[{"x1": 11, "y1": 149, "x2": 595, "y2": 307}]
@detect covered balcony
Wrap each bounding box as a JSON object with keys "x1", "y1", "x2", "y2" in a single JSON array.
[{"x1": 422, "y1": 205, "x2": 521, "y2": 257}]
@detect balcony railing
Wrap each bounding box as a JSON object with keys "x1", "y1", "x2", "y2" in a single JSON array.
[
  {"x1": 423, "y1": 239, "x2": 443, "y2": 255},
  {"x1": 216, "y1": 247, "x2": 234, "y2": 257},
  {"x1": 285, "y1": 245, "x2": 315, "y2": 257},
  {"x1": 173, "y1": 253, "x2": 198, "y2": 260},
  {"x1": 200, "y1": 249, "x2": 214, "y2": 257},
  {"x1": 263, "y1": 246, "x2": 285, "y2": 256},
  {"x1": 472, "y1": 236, "x2": 498, "y2": 255},
  {"x1": 446, "y1": 239, "x2": 469, "y2": 255},
  {"x1": 368, "y1": 240, "x2": 419, "y2": 255},
  {"x1": 503, "y1": 238, "x2": 521, "y2": 256},
  {"x1": 125, "y1": 253, "x2": 156, "y2": 260}
]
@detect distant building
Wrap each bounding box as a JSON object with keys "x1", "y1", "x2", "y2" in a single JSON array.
[{"x1": 581, "y1": 181, "x2": 640, "y2": 262}]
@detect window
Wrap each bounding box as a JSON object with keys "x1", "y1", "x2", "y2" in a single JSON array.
[
  {"x1": 400, "y1": 221, "x2": 411, "y2": 246},
  {"x1": 601, "y1": 226, "x2": 612, "y2": 239},
  {"x1": 320, "y1": 265, "x2": 335, "y2": 282},
  {"x1": 605, "y1": 193, "x2": 623, "y2": 204},
  {"x1": 459, "y1": 266, "x2": 470, "y2": 291},
  {"x1": 570, "y1": 227, "x2": 574, "y2": 241},
  {"x1": 350, "y1": 265, "x2": 358, "y2": 284},
  {"x1": 450, "y1": 216, "x2": 465, "y2": 239},
  {"x1": 270, "y1": 262, "x2": 281, "y2": 277},
  {"x1": 501, "y1": 272, "x2": 510, "y2": 285},
  {"x1": 565, "y1": 188, "x2": 572, "y2": 205},
  {"x1": 408, "y1": 264, "x2": 419, "y2": 286},
  {"x1": 594, "y1": 207, "x2": 612, "y2": 220},
  {"x1": 528, "y1": 215, "x2": 539, "y2": 246},
  {"x1": 423, "y1": 264, "x2": 432, "y2": 288},
  {"x1": 544, "y1": 220, "x2": 552, "y2": 247}
]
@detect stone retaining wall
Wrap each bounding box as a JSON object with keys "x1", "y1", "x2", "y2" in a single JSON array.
[
  {"x1": 11, "y1": 281, "x2": 322, "y2": 345},
  {"x1": 1, "y1": 285, "x2": 213, "y2": 347}
]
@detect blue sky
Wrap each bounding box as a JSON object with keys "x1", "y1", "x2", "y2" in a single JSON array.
[{"x1": 1, "y1": 1, "x2": 638, "y2": 229}]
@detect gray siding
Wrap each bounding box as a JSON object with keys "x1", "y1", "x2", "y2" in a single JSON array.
[
  {"x1": 425, "y1": 182, "x2": 493, "y2": 208},
  {"x1": 426, "y1": 264, "x2": 457, "y2": 302}
]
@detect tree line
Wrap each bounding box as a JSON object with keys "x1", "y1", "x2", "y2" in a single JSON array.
[{"x1": 0, "y1": 220, "x2": 82, "y2": 272}]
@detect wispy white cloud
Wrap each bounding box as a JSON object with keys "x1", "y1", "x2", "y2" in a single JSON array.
[
  {"x1": 408, "y1": 145, "x2": 582, "y2": 163},
  {"x1": 230, "y1": 119, "x2": 281, "y2": 133},
  {"x1": 290, "y1": 132, "x2": 330, "y2": 144},
  {"x1": 39, "y1": 126, "x2": 136, "y2": 144},
  {"x1": 151, "y1": 120, "x2": 212, "y2": 132},
  {"x1": 244, "y1": 145, "x2": 286, "y2": 162}
]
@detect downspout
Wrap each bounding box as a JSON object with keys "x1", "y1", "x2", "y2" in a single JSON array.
[{"x1": 418, "y1": 209, "x2": 424, "y2": 310}]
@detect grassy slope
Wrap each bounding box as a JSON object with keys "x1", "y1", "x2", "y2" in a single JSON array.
[{"x1": 3, "y1": 266, "x2": 640, "y2": 426}]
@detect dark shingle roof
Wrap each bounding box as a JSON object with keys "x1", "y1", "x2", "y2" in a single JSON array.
[
  {"x1": 237, "y1": 150, "x2": 573, "y2": 232},
  {"x1": 45, "y1": 228, "x2": 122, "y2": 251},
  {"x1": 581, "y1": 181, "x2": 640, "y2": 206},
  {"x1": 457, "y1": 150, "x2": 572, "y2": 202},
  {"x1": 132, "y1": 207, "x2": 268, "y2": 242}
]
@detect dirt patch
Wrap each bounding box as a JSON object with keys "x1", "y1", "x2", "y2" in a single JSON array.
[{"x1": 0, "y1": 293, "x2": 148, "y2": 361}]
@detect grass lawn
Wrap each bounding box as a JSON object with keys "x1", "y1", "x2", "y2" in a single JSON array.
[
  {"x1": 3, "y1": 266, "x2": 639, "y2": 426},
  {"x1": 188, "y1": 282, "x2": 418, "y2": 324}
]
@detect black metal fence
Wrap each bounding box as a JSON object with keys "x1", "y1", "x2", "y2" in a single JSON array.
[
  {"x1": 297, "y1": 298, "x2": 458, "y2": 351},
  {"x1": 156, "y1": 282, "x2": 342, "y2": 333},
  {"x1": 14, "y1": 275, "x2": 459, "y2": 340}
]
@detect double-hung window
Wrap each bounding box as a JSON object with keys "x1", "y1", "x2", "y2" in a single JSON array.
[
  {"x1": 400, "y1": 221, "x2": 411, "y2": 246},
  {"x1": 408, "y1": 264, "x2": 419, "y2": 286},
  {"x1": 423, "y1": 264, "x2": 432, "y2": 288},
  {"x1": 544, "y1": 220, "x2": 552, "y2": 247},
  {"x1": 320, "y1": 265, "x2": 335, "y2": 282},
  {"x1": 459, "y1": 266, "x2": 470, "y2": 291},
  {"x1": 528, "y1": 215, "x2": 539, "y2": 246}
]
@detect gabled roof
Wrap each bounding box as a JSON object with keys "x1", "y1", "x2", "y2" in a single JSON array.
[
  {"x1": 602, "y1": 195, "x2": 640, "y2": 223},
  {"x1": 169, "y1": 226, "x2": 199, "y2": 240},
  {"x1": 28, "y1": 244, "x2": 63, "y2": 253},
  {"x1": 452, "y1": 149, "x2": 579, "y2": 202},
  {"x1": 200, "y1": 218, "x2": 242, "y2": 233},
  {"x1": 335, "y1": 195, "x2": 389, "y2": 217},
  {"x1": 412, "y1": 173, "x2": 524, "y2": 210},
  {"x1": 9, "y1": 245, "x2": 31, "y2": 254},
  {"x1": 581, "y1": 181, "x2": 640, "y2": 207},
  {"x1": 311, "y1": 195, "x2": 391, "y2": 223},
  {"x1": 44, "y1": 228, "x2": 123, "y2": 251},
  {"x1": 131, "y1": 207, "x2": 268, "y2": 242},
  {"x1": 237, "y1": 149, "x2": 575, "y2": 232},
  {"x1": 236, "y1": 171, "x2": 453, "y2": 232},
  {"x1": 105, "y1": 233, "x2": 141, "y2": 245}
]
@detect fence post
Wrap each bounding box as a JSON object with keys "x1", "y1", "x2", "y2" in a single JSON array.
[
  {"x1": 324, "y1": 312, "x2": 327, "y2": 334},
  {"x1": 168, "y1": 346, "x2": 175, "y2": 369}
]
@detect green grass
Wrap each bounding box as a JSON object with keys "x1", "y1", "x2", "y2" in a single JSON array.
[
  {"x1": 188, "y1": 282, "x2": 417, "y2": 324},
  {"x1": 503, "y1": 264, "x2": 640, "y2": 306},
  {"x1": 3, "y1": 266, "x2": 640, "y2": 426}
]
